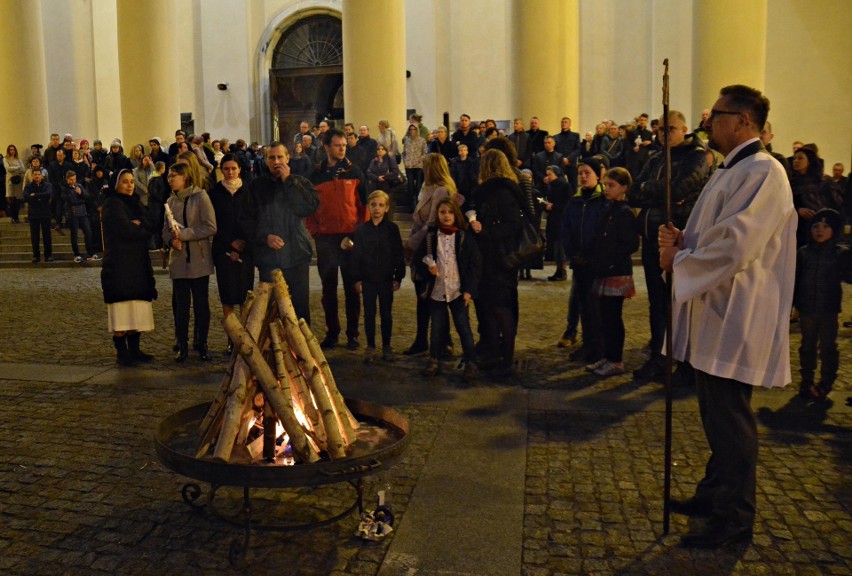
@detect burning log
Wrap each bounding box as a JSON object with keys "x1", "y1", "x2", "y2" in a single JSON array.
[
  {"x1": 223, "y1": 314, "x2": 319, "y2": 464},
  {"x1": 212, "y1": 283, "x2": 274, "y2": 462},
  {"x1": 195, "y1": 269, "x2": 359, "y2": 466}
]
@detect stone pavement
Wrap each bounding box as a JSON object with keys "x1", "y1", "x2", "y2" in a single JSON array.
[{"x1": 0, "y1": 265, "x2": 849, "y2": 575}]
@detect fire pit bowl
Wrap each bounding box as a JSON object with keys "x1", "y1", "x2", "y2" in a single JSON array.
[{"x1": 154, "y1": 398, "x2": 410, "y2": 564}]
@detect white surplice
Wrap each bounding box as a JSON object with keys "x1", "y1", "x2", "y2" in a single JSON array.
[{"x1": 669, "y1": 139, "x2": 797, "y2": 389}]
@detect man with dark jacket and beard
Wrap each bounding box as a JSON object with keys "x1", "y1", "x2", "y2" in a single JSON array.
[{"x1": 629, "y1": 109, "x2": 710, "y2": 383}]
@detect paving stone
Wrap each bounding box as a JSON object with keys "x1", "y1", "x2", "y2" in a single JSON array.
[{"x1": 0, "y1": 266, "x2": 850, "y2": 575}]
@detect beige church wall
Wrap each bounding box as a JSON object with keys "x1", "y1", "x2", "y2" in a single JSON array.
[
  {"x1": 41, "y1": 0, "x2": 98, "y2": 140},
  {"x1": 579, "y1": 0, "x2": 694, "y2": 136},
  {"x1": 91, "y1": 0, "x2": 122, "y2": 142},
  {"x1": 765, "y1": 0, "x2": 850, "y2": 168},
  {"x1": 0, "y1": 0, "x2": 49, "y2": 151},
  {"x1": 196, "y1": 0, "x2": 253, "y2": 142}
]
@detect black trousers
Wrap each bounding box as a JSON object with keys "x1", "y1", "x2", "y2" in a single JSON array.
[
  {"x1": 641, "y1": 236, "x2": 667, "y2": 358},
  {"x1": 572, "y1": 265, "x2": 602, "y2": 358},
  {"x1": 799, "y1": 314, "x2": 839, "y2": 385},
  {"x1": 315, "y1": 234, "x2": 359, "y2": 340},
  {"x1": 598, "y1": 295, "x2": 625, "y2": 363},
  {"x1": 29, "y1": 218, "x2": 53, "y2": 259},
  {"x1": 172, "y1": 276, "x2": 210, "y2": 347},
  {"x1": 362, "y1": 279, "x2": 394, "y2": 348},
  {"x1": 693, "y1": 370, "x2": 757, "y2": 528}
]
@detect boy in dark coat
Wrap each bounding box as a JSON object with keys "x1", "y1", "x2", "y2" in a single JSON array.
[
  {"x1": 794, "y1": 208, "x2": 852, "y2": 400},
  {"x1": 352, "y1": 190, "x2": 406, "y2": 362}
]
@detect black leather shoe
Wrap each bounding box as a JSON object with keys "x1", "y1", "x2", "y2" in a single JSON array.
[
  {"x1": 198, "y1": 345, "x2": 212, "y2": 362},
  {"x1": 403, "y1": 342, "x2": 428, "y2": 356},
  {"x1": 633, "y1": 357, "x2": 665, "y2": 381},
  {"x1": 346, "y1": 337, "x2": 360, "y2": 350},
  {"x1": 175, "y1": 344, "x2": 189, "y2": 363},
  {"x1": 669, "y1": 497, "x2": 713, "y2": 517},
  {"x1": 680, "y1": 519, "x2": 753, "y2": 549},
  {"x1": 320, "y1": 335, "x2": 339, "y2": 349}
]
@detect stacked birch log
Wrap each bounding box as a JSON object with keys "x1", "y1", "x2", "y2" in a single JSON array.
[{"x1": 196, "y1": 269, "x2": 359, "y2": 464}]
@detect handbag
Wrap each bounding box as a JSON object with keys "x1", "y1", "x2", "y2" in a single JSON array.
[
  {"x1": 10, "y1": 175, "x2": 22, "y2": 185},
  {"x1": 503, "y1": 213, "x2": 543, "y2": 269}
]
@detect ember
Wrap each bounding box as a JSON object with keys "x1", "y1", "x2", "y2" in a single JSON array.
[{"x1": 196, "y1": 270, "x2": 359, "y2": 465}]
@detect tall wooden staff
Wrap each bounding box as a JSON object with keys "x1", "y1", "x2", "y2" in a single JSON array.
[{"x1": 661, "y1": 59, "x2": 674, "y2": 535}]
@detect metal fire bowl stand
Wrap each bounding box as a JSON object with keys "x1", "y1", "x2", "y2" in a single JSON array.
[{"x1": 154, "y1": 398, "x2": 411, "y2": 565}]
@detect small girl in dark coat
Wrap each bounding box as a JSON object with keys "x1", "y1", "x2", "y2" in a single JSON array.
[
  {"x1": 414, "y1": 196, "x2": 482, "y2": 382},
  {"x1": 352, "y1": 190, "x2": 406, "y2": 362},
  {"x1": 794, "y1": 208, "x2": 852, "y2": 400},
  {"x1": 587, "y1": 167, "x2": 639, "y2": 376}
]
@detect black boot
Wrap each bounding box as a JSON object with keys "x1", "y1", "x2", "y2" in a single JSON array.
[
  {"x1": 197, "y1": 343, "x2": 212, "y2": 362},
  {"x1": 126, "y1": 332, "x2": 154, "y2": 362},
  {"x1": 113, "y1": 335, "x2": 136, "y2": 367},
  {"x1": 175, "y1": 342, "x2": 189, "y2": 363}
]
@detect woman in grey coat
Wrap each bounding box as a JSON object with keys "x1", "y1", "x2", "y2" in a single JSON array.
[{"x1": 163, "y1": 162, "x2": 217, "y2": 362}]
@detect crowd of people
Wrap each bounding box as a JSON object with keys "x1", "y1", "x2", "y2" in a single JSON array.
[
  {"x1": 3, "y1": 82, "x2": 851, "y2": 551},
  {"x1": 1, "y1": 106, "x2": 849, "y2": 387}
]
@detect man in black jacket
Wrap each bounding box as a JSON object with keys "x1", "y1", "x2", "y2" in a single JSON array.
[
  {"x1": 526, "y1": 117, "x2": 549, "y2": 167},
  {"x1": 508, "y1": 118, "x2": 529, "y2": 168},
  {"x1": 553, "y1": 117, "x2": 580, "y2": 188},
  {"x1": 629, "y1": 110, "x2": 710, "y2": 382},
  {"x1": 451, "y1": 114, "x2": 479, "y2": 159},
  {"x1": 532, "y1": 136, "x2": 564, "y2": 190}
]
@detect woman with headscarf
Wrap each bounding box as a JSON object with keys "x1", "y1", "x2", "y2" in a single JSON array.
[
  {"x1": 100, "y1": 168, "x2": 158, "y2": 366},
  {"x1": 163, "y1": 162, "x2": 217, "y2": 362}
]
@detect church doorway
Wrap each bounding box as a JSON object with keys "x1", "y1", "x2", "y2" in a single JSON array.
[{"x1": 269, "y1": 15, "x2": 343, "y2": 145}]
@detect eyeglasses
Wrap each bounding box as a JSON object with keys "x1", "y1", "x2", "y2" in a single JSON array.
[{"x1": 708, "y1": 109, "x2": 741, "y2": 122}]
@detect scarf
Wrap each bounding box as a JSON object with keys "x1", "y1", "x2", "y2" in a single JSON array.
[
  {"x1": 222, "y1": 178, "x2": 243, "y2": 194},
  {"x1": 439, "y1": 225, "x2": 459, "y2": 235}
]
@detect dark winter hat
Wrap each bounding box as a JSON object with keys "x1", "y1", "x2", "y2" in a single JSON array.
[
  {"x1": 811, "y1": 208, "x2": 842, "y2": 237},
  {"x1": 579, "y1": 156, "x2": 603, "y2": 178},
  {"x1": 546, "y1": 165, "x2": 565, "y2": 179}
]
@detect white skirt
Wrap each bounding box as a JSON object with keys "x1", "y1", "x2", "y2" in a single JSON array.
[{"x1": 107, "y1": 300, "x2": 155, "y2": 332}]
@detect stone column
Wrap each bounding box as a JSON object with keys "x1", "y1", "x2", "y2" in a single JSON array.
[
  {"x1": 513, "y1": 0, "x2": 579, "y2": 133},
  {"x1": 0, "y1": 0, "x2": 49, "y2": 150},
  {"x1": 116, "y1": 0, "x2": 181, "y2": 146},
  {"x1": 692, "y1": 0, "x2": 768, "y2": 112},
  {"x1": 342, "y1": 0, "x2": 406, "y2": 134}
]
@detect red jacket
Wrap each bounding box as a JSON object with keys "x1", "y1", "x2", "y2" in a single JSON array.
[{"x1": 307, "y1": 158, "x2": 368, "y2": 235}]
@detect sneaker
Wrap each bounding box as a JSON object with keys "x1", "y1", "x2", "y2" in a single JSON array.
[
  {"x1": 45, "y1": 257, "x2": 54, "y2": 262},
  {"x1": 346, "y1": 337, "x2": 360, "y2": 350},
  {"x1": 363, "y1": 346, "x2": 377, "y2": 364},
  {"x1": 74, "y1": 256, "x2": 83, "y2": 263},
  {"x1": 422, "y1": 357, "x2": 441, "y2": 376},
  {"x1": 381, "y1": 348, "x2": 396, "y2": 362},
  {"x1": 594, "y1": 361, "x2": 625, "y2": 377},
  {"x1": 31, "y1": 257, "x2": 40, "y2": 264},
  {"x1": 585, "y1": 358, "x2": 608, "y2": 372},
  {"x1": 87, "y1": 254, "x2": 102, "y2": 261}
]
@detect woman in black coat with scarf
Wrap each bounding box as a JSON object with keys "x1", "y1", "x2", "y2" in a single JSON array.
[
  {"x1": 469, "y1": 149, "x2": 523, "y2": 376},
  {"x1": 100, "y1": 168, "x2": 158, "y2": 366}
]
